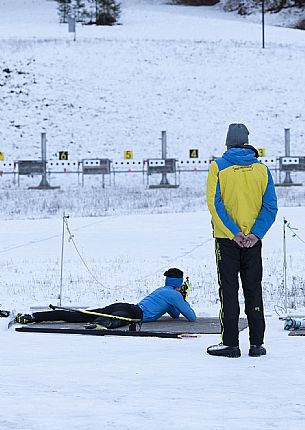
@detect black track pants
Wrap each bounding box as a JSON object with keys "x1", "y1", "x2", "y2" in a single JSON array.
[
  {"x1": 33, "y1": 303, "x2": 143, "y2": 328},
  {"x1": 215, "y1": 238, "x2": 265, "y2": 347}
]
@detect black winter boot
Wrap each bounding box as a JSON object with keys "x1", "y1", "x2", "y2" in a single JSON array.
[
  {"x1": 0, "y1": 310, "x2": 10, "y2": 318},
  {"x1": 207, "y1": 343, "x2": 241, "y2": 358},
  {"x1": 249, "y1": 345, "x2": 266, "y2": 357}
]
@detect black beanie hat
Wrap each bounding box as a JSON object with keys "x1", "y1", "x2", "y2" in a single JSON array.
[{"x1": 164, "y1": 268, "x2": 183, "y2": 279}]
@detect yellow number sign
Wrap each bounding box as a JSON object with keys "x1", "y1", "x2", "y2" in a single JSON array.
[
  {"x1": 124, "y1": 150, "x2": 133, "y2": 160},
  {"x1": 189, "y1": 149, "x2": 199, "y2": 159},
  {"x1": 0, "y1": 152, "x2": 4, "y2": 161},
  {"x1": 257, "y1": 148, "x2": 266, "y2": 157},
  {"x1": 59, "y1": 151, "x2": 68, "y2": 161}
]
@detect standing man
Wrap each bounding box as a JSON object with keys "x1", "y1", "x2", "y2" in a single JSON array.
[{"x1": 206, "y1": 123, "x2": 277, "y2": 358}]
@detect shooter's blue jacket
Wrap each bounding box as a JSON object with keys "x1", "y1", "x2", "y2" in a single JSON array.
[
  {"x1": 137, "y1": 277, "x2": 197, "y2": 322},
  {"x1": 206, "y1": 145, "x2": 278, "y2": 239}
]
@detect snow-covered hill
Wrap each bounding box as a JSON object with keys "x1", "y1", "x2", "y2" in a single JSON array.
[
  {"x1": 1, "y1": 0, "x2": 305, "y2": 219},
  {"x1": 1, "y1": 0, "x2": 304, "y2": 163}
]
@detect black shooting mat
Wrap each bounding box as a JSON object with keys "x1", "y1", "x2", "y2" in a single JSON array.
[
  {"x1": 143, "y1": 316, "x2": 248, "y2": 333},
  {"x1": 288, "y1": 329, "x2": 305, "y2": 336},
  {"x1": 15, "y1": 317, "x2": 248, "y2": 336}
]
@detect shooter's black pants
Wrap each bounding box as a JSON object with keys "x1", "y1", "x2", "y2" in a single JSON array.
[
  {"x1": 33, "y1": 303, "x2": 143, "y2": 328},
  {"x1": 215, "y1": 238, "x2": 265, "y2": 347}
]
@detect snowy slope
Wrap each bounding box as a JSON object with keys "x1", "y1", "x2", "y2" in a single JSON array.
[{"x1": 0, "y1": 0, "x2": 305, "y2": 163}]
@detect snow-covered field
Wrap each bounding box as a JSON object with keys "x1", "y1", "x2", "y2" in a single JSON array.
[
  {"x1": 1, "y1": 1, "x2": 305, "y2": 429},
  {"x1": 0, "y1": 207, "x2": 304, "y2": 312},
  {"x1": 1, "y1": 318, "x2": 305, "y2": 430},
  {"x1": 1, "y1": 208, "x2": 305, "y2": 429}
]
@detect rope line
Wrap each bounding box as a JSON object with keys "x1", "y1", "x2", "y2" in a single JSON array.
[
  {"x1": 63, "y1": 216, "x2": 211, "y2": 290},
  {"x1": 0, "y1": 215, "x2": 212, "y2": 292},
  {"x1": 63, "y1": 217, "x2": 111, "y2": 290},
  {"x1": 286, "y1": 222, "x2": 305, "y2": 244},
  {"x1": 0, "y1": 216, "x2": 115, "y2": 255},
  {"x1": 0, "y1": 233, "x2": 61, "y2": 254},
  {"x1": 274, "y1": 219, "x2": 305, "y2": 316},
  {"x1": 114, "y1": 238, "x2": 212, "y2": 289},
  {"x1": 273, "y1": 304, "x2": 286, "y2": 317}
]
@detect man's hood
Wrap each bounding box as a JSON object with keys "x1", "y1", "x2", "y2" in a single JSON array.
[{"x1": 223, "y1": 145, "x2": 259, "y2": 166}]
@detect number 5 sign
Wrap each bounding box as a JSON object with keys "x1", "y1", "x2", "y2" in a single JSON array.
[{"x1": 124, "y1": 150, "x2": 133, "y2": 160}]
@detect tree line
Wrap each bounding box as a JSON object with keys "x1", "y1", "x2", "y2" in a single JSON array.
[
  {"x1": 54, "y1": 0, "x2": 121, "y2": 25},
  {"x1": 174, "y1": 0, "x2": 305, "y2": 15}
]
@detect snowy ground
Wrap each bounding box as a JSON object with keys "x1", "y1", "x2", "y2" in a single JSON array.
[
  {"x1": 1, "y1": 207, "x2": 305, "y2": 429},
  {"x1": 1, "y1": 1, "x2": 305, "y2": 429},
  {"x1": 1, "y1": 318, "x2": 304, "y2": 430},
  {"x1": 0, "y1": 206, "x2": 305, "y2": 312}
]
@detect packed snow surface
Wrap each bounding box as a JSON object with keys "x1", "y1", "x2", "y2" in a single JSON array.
[{"x1": 1, "y1": 207, "x2": 305, "y2": 429}]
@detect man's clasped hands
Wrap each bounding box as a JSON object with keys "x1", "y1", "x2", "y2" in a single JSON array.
[{"x1": 233, "y1": 232, "x2": 259, "y2": 248}]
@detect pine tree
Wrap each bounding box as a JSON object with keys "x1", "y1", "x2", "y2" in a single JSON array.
[
  {"x1": 74, "y1": 0, "x2": 86, "y2": 22},
  {"x1": 90, "y1": 0, "x2": 121, "y2": 25},
  {"x1": 174, "y1": 0, "x2": 219, "y2": 4},
  {"x1": 55, "y1": 0, "x2": 72, "y2": 23},
  {"x1": 54, "y1": 0, "x2": 121, "y2": 26}
]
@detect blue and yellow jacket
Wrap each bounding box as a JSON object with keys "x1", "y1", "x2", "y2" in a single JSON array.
[{"x1": 206, "y1": 146, "x2": 278, "y2": 239}]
